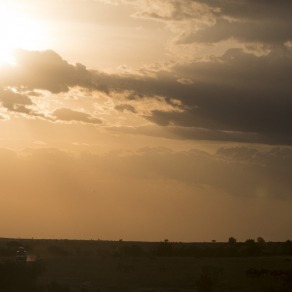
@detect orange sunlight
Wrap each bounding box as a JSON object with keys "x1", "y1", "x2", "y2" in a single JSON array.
[{"x1": 0, "y1": 4, "x2": 47, "y2": 65}]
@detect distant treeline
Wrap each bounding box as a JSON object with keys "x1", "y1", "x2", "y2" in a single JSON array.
[
  {"x1": 0, "y1": 237, "x2": 292, "y2": 258},
  {"x1": 153, "y1": 238, "x2": 292, "y2": 257}
]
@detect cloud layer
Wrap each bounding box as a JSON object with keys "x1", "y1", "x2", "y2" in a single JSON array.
[
  {"x1": 0, "y1": 1, "x2": 292, "y2": 145},
  {"x1": 127, "y1": 0, "x2": 292, "y2": 47},
  {"x1": 53, "y1": 108, "x2": 102, "y2": 124},
  {"x1": 1, "y1": 45, "x2": 292, "y2": 144},
  {"x1": 1, "y1": 49, "x2": 95, "y2": 93}
]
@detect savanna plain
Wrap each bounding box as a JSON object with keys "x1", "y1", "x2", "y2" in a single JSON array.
[{"x1": 0, "y1": 238, "x2": 292, "y2": 292}]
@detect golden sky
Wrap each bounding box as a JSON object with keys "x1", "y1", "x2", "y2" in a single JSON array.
[{"x1": 0, "y1": 0, "x2": 291, "y2": 242}]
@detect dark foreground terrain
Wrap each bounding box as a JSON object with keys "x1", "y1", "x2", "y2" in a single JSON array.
[{"x1": 0, "y1": 238, "x2": 292, "y2": 291}]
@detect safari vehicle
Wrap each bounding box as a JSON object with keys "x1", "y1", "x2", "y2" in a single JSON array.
[{"x1": 15, "y1": 247, "x2": 27, "y2": 262}]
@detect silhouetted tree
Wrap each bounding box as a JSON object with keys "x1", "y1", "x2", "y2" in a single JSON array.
[
  {"x1": 227, "y1": 237, "x2": 238, "y2": 256},
  {"x1": 257, "y1": 237, "x2": 265, "y2": 244},
  {"x1": 228, "y1": 237, "x2": 237, "y2": 245}
]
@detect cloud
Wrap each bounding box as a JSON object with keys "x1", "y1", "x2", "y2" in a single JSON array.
[
  {"x1": 13, "y1": 144, "x2": 286, "y2": 201},
  {"x1": 115, "y1": 104, "x2": 137, "y2": 113},
  {"x1": 79, "y1": 145, "x2": 292, "y2": 199},
  {"x1": 1, "y1": 45, "x2": 291, "y2": 145},
  {"x1": 215, "y1": 146, "x2": 292, "y2": 198},
  {"x1": 94, "y1": 48, "x2": 292, "y2": 145},
  {"x1": 127, "y1": 0, "x2": 292, "y2": 47},
  {"x1": 130, "y1": 0, "x2": 215, "y2": 22},
  {"x1": 0, "y1": 88, "x2": 32, "y2": 111},
  {"x1": 1, "y1": 49, "x2": 96, "y2": 93},
  {"x1": 52, "y1": 108, "x2": 102, "y2": 124},
  {"x1": 0, "y1": 88, "x2": 44, "y2": 117},
  {"x1": 181, "y1": 17, "x2": 292, "y2": 46}
]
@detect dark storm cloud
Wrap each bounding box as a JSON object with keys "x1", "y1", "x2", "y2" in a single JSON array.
[
  {"x1": 133, "y1": 0, "x2": 292, "y2": 46},
  {"x1": 194, "y1": 0, "x2": 292, "y2": 21},
  {"x1": 115, "y1": 104, "x2": 137, "y2": 113},
  {"x1": 1, "y1": 49, "x2": 96, "y2": 93},
  {"x1": 1, "y1": 45, "x2": 291, "y2": 144},
  {"x1": 53, "y1": 108, "x2": 102, "y2": 124},
  {"x1": 181, "y1": 18, "x2": 292, "y2": 45},
  {"x1": 96, "y1": 48, "x2": 292, "y2": 145}
]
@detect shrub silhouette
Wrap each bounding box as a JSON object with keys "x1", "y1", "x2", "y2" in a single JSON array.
[{"x1": 228, "y1": 237, "x2": 237, "y2": 245}]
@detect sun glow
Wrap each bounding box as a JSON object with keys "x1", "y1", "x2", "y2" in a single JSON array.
[{"x1": 0, "y1": 4, "x2": 48, "y2": 65}]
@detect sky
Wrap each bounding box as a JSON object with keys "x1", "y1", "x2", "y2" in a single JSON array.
[{"x1": 0, "y1": 0, "x2": 291, "y2": 242}]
